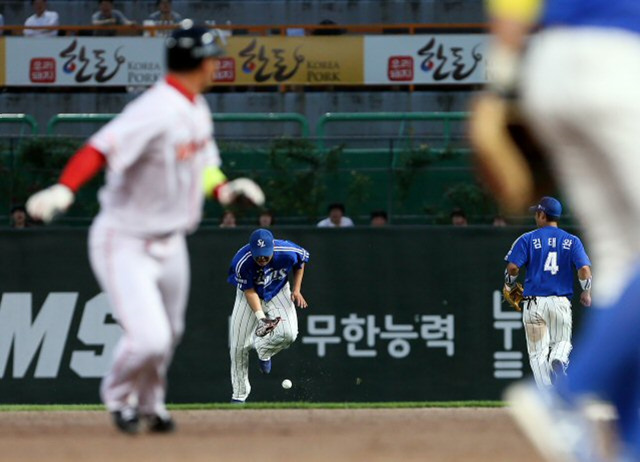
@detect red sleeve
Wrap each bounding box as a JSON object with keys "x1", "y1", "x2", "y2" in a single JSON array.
[{"x1": 59, "y1": 145, "x2": 107, "y2": 193}]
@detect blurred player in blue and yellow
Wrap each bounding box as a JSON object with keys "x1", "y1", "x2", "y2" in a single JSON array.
[{"x1": 476, "y1": 0, "x2": 640, "y2": 460}]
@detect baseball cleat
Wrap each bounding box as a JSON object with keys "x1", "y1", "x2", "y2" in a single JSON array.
[
  {"x1": 111, "y1": 408, "x2": 140, "y2": 435},
  {"x1": 146, "y1": 414, "x2": 176, "y2": 433},
  {"x1": 230, "y1": 399, "x2": 245, "y2": 404},
  {"x1": 505, "y1": 381, "x2": 600, "y2": 462},
  {"x1": 258, "y1": 358, "x2": 272, "y2": 374}
]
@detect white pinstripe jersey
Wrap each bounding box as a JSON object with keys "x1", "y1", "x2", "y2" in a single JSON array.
[{"x1": 89, "y1": 78, "x2": 221, "y2": 236}]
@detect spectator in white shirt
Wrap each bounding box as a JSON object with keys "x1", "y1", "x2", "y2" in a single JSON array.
[
  {"x1": 24, "y1": 0, "x2": 59, "y2": 37},
  {"x1": 317, "y1": 203, "x2": 355, "y2": 228}
]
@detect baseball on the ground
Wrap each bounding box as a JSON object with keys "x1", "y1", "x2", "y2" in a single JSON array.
[{"x1": 281, "y1": 379, "x2": 292, "y2": 389}]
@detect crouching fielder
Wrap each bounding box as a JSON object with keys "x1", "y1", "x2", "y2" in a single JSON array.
[{"x1": 228, "y1": 229, "x2": 309, "y2": 402}]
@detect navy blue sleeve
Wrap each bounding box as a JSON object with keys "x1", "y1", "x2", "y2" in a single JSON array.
[
  {"x1": 505, "y1": 234, "x2": 529, "y2": 268},
  {"x1": 571, "y1": 236, "x2": 591, "y2": 269}
]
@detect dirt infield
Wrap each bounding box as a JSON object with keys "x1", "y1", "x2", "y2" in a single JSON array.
[{"x1": 0, "y1": 408, "x2": 543, "y2": 462}]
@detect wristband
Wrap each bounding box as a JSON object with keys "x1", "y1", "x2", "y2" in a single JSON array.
[
  {"x1": 504, "y1": 270, "x2": 518, "y2": 288},
  {"x1": 254, "y1": 310, "x2": 266, "y2": 321},
  {"x1": 579, "y1": 278, "x2": 592, "y2": 291}
]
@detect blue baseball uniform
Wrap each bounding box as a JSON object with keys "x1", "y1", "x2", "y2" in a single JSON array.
[
  {"x1": 228, "y1": 240, "x2": 310, "y2": 302},
  {"x1": 227, "y1": 236, "x2": 309, "y2": 402},
  {"x1": 505, "y1": 227, "x2": 591, "y2": 298},
  {"x1": 505, "y1": 224, "x2": 591, "y2": 389}
]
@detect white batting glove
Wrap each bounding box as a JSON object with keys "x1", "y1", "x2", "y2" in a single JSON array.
[
  {"x1": 217, "y1": 178, "x2": 265, "y2": 206},
  {"x1": 26, "y1": 184, "x2": 75, "y2": 223}
]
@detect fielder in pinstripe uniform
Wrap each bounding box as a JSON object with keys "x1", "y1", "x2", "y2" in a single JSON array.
[
  {"x1": 504, "y1": 197, "x2": 592, "y2": 389},
  {"x1": 227, "y1": 229, "x2": 309, "y2": 403}
]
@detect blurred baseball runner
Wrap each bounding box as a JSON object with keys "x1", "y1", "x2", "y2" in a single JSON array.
[
  {"x1": 227, "y1": 229, "x2": 309, "y2": 403},
  {"x1": 475, "y1": 0, "x2": 640, "y2": 460},
  {"x1": 26, "y1": 22, "x2": 264, "y2": 434},
  {"x1": 503, "y1": 197, "x2": 592, "y2": 389}
]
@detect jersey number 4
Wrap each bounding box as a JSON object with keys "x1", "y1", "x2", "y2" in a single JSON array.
[{"x1": 544, "y1": 252, "x2": 559, "y2": 275}]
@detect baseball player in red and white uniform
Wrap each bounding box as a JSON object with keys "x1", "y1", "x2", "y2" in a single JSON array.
[{"x1": 26, "y1": 23, "x2": 264, "y2": 434}]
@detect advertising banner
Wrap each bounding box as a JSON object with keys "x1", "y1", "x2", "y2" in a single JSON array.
[
  {"x1": 0, "y1": 227, "x2": 589, "y2": 404},
  {"x1": 212, "y1": 36, "x2": 363, "y2": 85},
  {"x1": 4, "y1": 37, "x2": 165, "y2": 86},
  {"x1": 364, "y1": 35, "x2": 489, "y2": 85}
]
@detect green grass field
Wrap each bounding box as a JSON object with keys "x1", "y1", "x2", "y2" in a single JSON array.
[{"x1": 0, "y1": 401, "x2": 504, "y2": 412}]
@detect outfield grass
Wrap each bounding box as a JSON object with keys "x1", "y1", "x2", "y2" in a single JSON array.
[{"x1": 0, "y1": 401, "x2": 504, "y2": 412}]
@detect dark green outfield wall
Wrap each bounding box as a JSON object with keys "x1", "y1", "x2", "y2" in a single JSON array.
[{"x1": 0, "y1": 227, "x2": 589, "y2": 404}]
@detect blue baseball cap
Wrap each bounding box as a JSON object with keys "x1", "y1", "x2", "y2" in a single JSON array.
[
  {"x1": 529, "y1": 196, "x2": 562, "y2": 218},
  {"x1": 249, "y1": 228, "x2": 274, "y2": 258}
]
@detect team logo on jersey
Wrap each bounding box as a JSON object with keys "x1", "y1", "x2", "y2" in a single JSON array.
[{"x1": 257, "y1": 239, "x2": 266, "y2": 248}]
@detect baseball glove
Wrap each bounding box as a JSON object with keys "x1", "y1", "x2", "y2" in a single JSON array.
[
  {"x1": 469, "y1": 93, "x2": 557, "y2": 214},
  {"x1": 503, "y1": 283, "x2": 524, "y2": 312},
  {"x1": 255, "y1": 316, "x2": 282, "y2": 338}
]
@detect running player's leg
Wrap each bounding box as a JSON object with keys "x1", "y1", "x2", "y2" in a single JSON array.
[
  {"x1": 547, "y1": 297, "x2": 572, "y2": 373},
  {"x1": 522, "y1": 31, "x2": 640, "y2": 456},
  {"x1": 138, "y1": 234, "x2": 189, "y2": 417},
  {"x1": 89, "y1": 226, "x2": 172, "y2": 412},
  {"x1": 229, "y1": 289, "x2": 257, "y2": 401},
  {"x1": 254, "y1": 283, "x2": 298, "y2": 361},
  {"x1": 522, "y1": 298, "x2": 552, "y2": 388}
]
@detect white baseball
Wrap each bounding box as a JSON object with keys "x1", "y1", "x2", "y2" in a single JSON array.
[{"x1": 281, "y1": 379, "x2": 292, "y2": 389}]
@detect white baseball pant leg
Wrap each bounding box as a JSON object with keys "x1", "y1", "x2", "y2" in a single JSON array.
[
  {"x1": 89, "y1": 223, "x2": 189, "y2": 415},
  {"x1": 522, "y1": 28, "x2": 640, "y2": 307},
  {"x1": 523, "y1": 296, "x2": 572, "y2": 389},
  {"x1": 229, "y1": 283, "x2": 298, "y2": 401}
]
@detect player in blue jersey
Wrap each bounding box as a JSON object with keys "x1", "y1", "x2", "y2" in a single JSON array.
[
  {"x1": 483, "y1": 0, "x2": 640, "y2": 460},
  {"x1": 504, "y1": 197, "x2": 592, "y2": 389},
  {"x1": 227, "y1": 228, "x2": 309, "y2": 403}
]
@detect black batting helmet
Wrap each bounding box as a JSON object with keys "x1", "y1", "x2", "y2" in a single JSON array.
[{"x1": 166, "y1": 20, "x2": 224, "y2": 71}]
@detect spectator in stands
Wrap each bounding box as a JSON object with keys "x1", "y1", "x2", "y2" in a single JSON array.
[
  {"x1": 0, "y1": 14, "x2": 4, "y2": 36},
  {"x1": 312, "y1": 19, "x2": 345, "y2": 36},
  {"x1": 492, "y1": 215, "x2": 508, "y2": 227},
  {"x1": 370, "y1": 210, "x2": 388, "y2": 227},
  {"x1": 147, "y1": 0, "x2": 182, "y2": 37},
  {"x1": 258, "y1": 210, "x2": 274, "y2": 228},
  {"x1": 24, "y1": 0, "x2": 59, "y2": 38},
  {"x1": 317, "y1": 203, "x2": 354, "y2": 228},
  {"x1": 10, "y1": 205, "x2": 29, "y2": 229},
  {"x1": 450, "y1": 208, "x2": 468, "y2": 226},
  {"x1": 92, "y1": 0, "x2": 133, "y2": 37},
  {"x1": 220, "y1": 210, "x2": 237, "y2": 228}
]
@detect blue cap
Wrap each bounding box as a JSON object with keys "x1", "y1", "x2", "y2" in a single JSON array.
[
  {"x1": 249, "y1": 228, "x2": 274, "y2": 258},
  {"x1": 529, "y1": 196, "x2": 562, "y2": 218}
]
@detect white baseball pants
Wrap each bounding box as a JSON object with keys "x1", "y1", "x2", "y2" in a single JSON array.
[
  {"x1": 522, "y1": 296, "x2": 572, "y2": 388},
  {"x1": 229, "y1": 283, "x2": 298, "y2": 401},
  {"x1": 89, "y1": 221, "x2": 189, "y2": 416},
  {"x1": 522, "y1": 28, "x2": 640, "y2": 307}
]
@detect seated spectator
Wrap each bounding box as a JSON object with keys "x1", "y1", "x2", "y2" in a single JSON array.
[
  {"x1": 92, "y1": 0, "x2": 133, "y2": 37},
  {"x1": 312, "y1": 19, "x2": 345, "y2": 36},
  {"x1": 317, "y1": 203, "x2": 354, "y2": 228},
  {"x1": 24, "y1": 0, "x2": 59, "y2": 38},
  {"x1": 492, "y1": 215, "x2": 507, "y2": 227},
  {"x1": 147, "y1": 0, "x2": 182, "y2": 37},
  {"x1": 10, "y1": 205, "x2": 29, "y2": 229},
  {"x1": 370, "y1": 210, "x2": 388, "y2": 227},
  {"x1": 220, "y1": 210, "x2": 237, "y2": 228},
  {"x1": 258, "y1": 210, "x2": 274, "y2": 228},
  {"x1": 450, "y1": 208, "x2": 468, "y2": 227}
]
